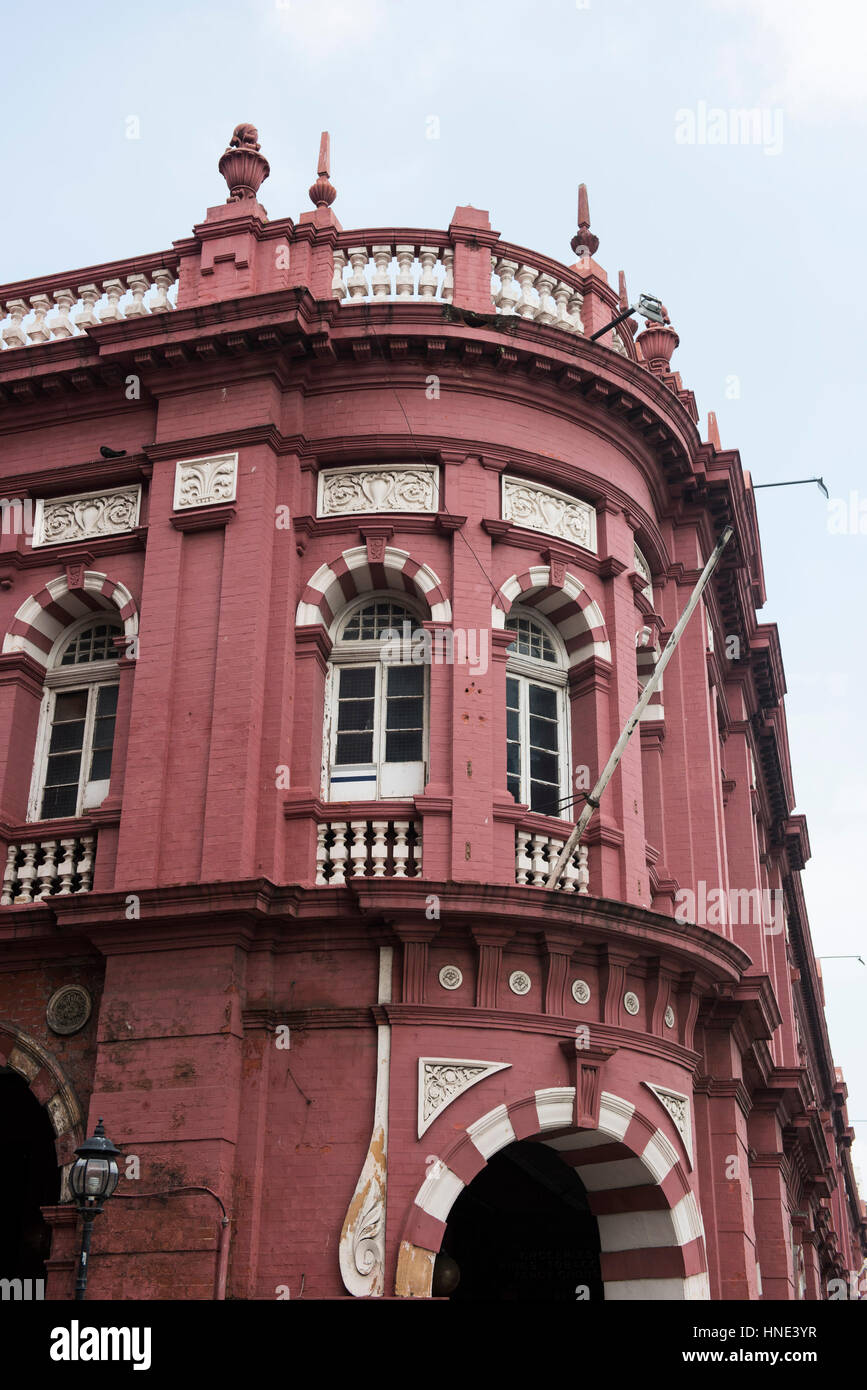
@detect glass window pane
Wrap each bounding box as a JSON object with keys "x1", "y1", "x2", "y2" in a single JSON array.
[
  {"x1": 92, "y1": 717, "x2": 116, "y2": 749},
  {"x1": 507, "y1": 775, "x2": 521, "y2": 804},
  {"x1": 341, "y1": 602, "x2": 416, "y2": 642},
  {"x1": 385, "y1": 729, "x2": 423, "y2": 761},
  {"x1": 507, "y1": 742, "x2": 521, "y2": 775},
  {"x1": 41, "y1": 784, "x2": 78, "y2": 819},
  {"x1": 89, "y1": 747, "x2": 113, "y2": 781},
  {"x1": 530, "y1": 714, "x2": 558, "y2": 751},
  {"x1": 59, "y1": 622, "x2": 122, "y2": 666},
  {"x1": 387, "y1": 665, "x2": 424, "y2": 697},
  {"x1": 530, "y1": 783, "x2": 559, "y2": 816},
  {"x1": 528, "y1": 684, "x2": 557, "y2": 719},
  {"x1": 54, "y1": 690, "x2": 88, "y2": 722},
  {"x1": 506, "y1": 677, "x2": 520, "y2": 708},
  {"x1": 338, "y1": 667, "x2": 376, "y2": 699},
  {"x1": 337, "y1": 699, "x2": 375, "y2": 732},
  {"x1": 506, "y1": 615, "x2": 557, "y2": 663},
  {"x1": 387, "y1": 699, "x2": 423, "y2": 730},
  {"x1": 44, "y1": 752, "x2": 83, "y2": 786},
  {"x1": 335, "y1": 731, "x2": 374, "y2": 764},
  {"x1": 530, "y1": 748, "x2": 559, "y2": 785},
  {"x1": 506, "y1": 709, "x2": 520, "y2": 741},
  {"x1": 49, "y1": 720, "x2": 86, "y2": 754},
  {"x1": 96, "y1": 685, "x2": 119, "y2": 716}
]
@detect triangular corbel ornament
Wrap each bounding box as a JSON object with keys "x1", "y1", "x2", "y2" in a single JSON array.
[
  {"x1": 418, "y1": 1057, "x2": 511, "y2": 1137},
  {"x1": 644, "y1": 1081, "x2": 693, "y2": 1165},
  {"x1": 559, "y1": 1039, "x2": 618, "y2": 1129}
]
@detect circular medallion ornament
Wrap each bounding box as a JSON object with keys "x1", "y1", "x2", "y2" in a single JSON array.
[
  {"x1": 438, "y1": 965, "x2": 463, "y2": 991},
  {"x1": 46, "y1": 985, "x2": 92, "y2": 1036},
  {"x1": 571, "y1": 979, "x2": 591, "y2": 1005},
  {"x1": 664, "y1": 1004, "x2": 675, "y2": 1029},
  {"x1": 509, "y1": 971, "x2": 532, "y2": 996},
  {"x1": 623, "y1": 991, "x2": 640, "y2": 1016}
]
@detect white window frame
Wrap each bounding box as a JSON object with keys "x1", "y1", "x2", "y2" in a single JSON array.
[
  {"x1": 322, "y1": 595, "x2": 429, "y2": 802},
  {"x1": 506, "y1": 609, "x2": 571, "y2": 819},
  {"x1": 27, "y1": 616, "x2": 122, "y2": 823}
]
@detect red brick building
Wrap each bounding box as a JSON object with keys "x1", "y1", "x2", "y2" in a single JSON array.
[{"x1": 0, "y1": 125, "x2": 862, "y2": 1302}]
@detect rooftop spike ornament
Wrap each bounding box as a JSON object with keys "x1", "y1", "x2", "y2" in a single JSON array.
[
  {"x1": 309, "y1": 132, "x2": 337, "y2": 209},
  {"x1": 218, "y1": 124, "x2": 270, "y2": 203},
  {"x1": 570, "y1": 183, "x2": 599, "y2": 259}
]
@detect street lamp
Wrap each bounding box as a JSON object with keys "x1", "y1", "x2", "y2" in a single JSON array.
[
  {"x1": 70, "y1": 1118, "x2": 121, "y2": 1301},
  {"x1": 589, "y1": 291, "x2": 668, "y2": 341}
]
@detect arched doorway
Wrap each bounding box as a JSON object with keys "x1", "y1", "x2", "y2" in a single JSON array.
[
  {"x1": 437, "y1": 1139, "x2": 603, "y2": 1300},
  {"x1": 0, "y1": 1068, "x2": 60, "y2": 1279}
]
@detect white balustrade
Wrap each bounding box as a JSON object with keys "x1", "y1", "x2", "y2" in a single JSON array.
[
  {"x1": 515, "y1": 829, "x2": 589, "y2": 894},
  {"x1": 332, "y1": 242, "x2": 453, "y2": 303},
  {"x1": 315, "y1": 819, "x2": 422, "y2": 883},
  {"x1": 1, "y1": 834, "x2": 96, "y2": 904},
  {"x1": 492, "y1": 255, "x2": 584, "y2": 335},
  {"x1": 0, "y1": 268, "x2": 178, "y2": 349}
]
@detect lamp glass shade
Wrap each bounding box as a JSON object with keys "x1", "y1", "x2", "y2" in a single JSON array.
[{"x1": 71, "y1": 1155, "x2": 119, "y2": 1201}]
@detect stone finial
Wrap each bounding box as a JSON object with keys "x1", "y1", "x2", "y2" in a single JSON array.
[
  {"x1": 218, "y1": 123, "x2": 270, "y2": 203},
  {"x1": 636, "y1": 309, "x2": 679, "y2": 375},
  {"x1": 707, "y1": 412, "x2": 722, "y2": 449},
  {"x1": 618, "y1": 270, "x2": 629, "y2": 311},
  {"x1": 309, "y1": 131, "x2": 337, "y2": 208},
  {"x1": 570, "y1": 183, "x2": 599, "y2": 258}
]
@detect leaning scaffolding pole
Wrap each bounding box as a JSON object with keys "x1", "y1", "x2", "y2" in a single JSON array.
[{"x1": 544, "y1": 524, "x2": 734, "y2": 890}]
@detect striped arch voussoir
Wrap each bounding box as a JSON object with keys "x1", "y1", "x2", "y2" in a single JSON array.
[
  {"x1": 296, "y1": 545, "x2": 452, "y2": 631},
  {"x1": 2, "y1": 570, "x2": 139, "y2": 668},
  {"x1": 492, "y1": 565, "x2": 611, "y2": 668},
  {"x1": 397, "y1": 1088, "x2": 708, "y2": 1301}
]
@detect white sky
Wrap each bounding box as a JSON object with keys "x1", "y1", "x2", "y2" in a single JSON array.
[{"x1": 2, "y1": 0, "x2": 865, "y2": 1193}]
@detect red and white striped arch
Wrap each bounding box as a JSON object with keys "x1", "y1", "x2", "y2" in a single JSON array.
[
  {"x1": 296, "y1": 545, "x2": 452, "y2": 631},
  {"x1": 2, "y1": 570, "x2": 139, "y2": 668},
  {"x1": 398, "y1": 1088, "x2": 709, "y2": 1301},
  {"x1": 493, "y1": 566, "x2": 610, "y2": 668}
]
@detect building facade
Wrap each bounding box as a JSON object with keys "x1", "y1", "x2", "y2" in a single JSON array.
[{"x1": 0, "y1": 125, "x2": 862, "y2": 1302}]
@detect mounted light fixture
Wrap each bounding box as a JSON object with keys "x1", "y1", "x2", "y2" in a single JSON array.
[
  {"x1": 589, "y1": 291, "x2": 666, "y2": 341},
  {"x1": 70, "y1": 1118, "x2": 121, "y2": 1300}
]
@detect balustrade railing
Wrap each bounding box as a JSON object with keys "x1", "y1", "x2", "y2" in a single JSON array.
[
  {"x1": 1, "y1": 834, "x2": 96, "y2": 903},
  {"x1": 315, "y1": 818, "x2": 421, "y2": 884},
  {"x1": 515, "y1": 828, "x2": 589, "y2": 893},
  {"x1": 0, "y1": 266, "x2": 178, "y2": 351},
  {"x1": 332, "y1": 238, "x2": 453, "y2": 304},
  {"x1": 491, "y1": 250, "x2": 585, "y2": 334}
]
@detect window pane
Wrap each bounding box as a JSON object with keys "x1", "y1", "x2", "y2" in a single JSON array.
[
  {"x1": 530, "y1": 748, "x2": 559, "y2": 785},
  {"x1": 528, "y1": 684, "x2": 557, "y2": 719},
  {"x1": 59, "y1": 622, "x2": 122, "y2": 666},
  {"x1": 49, "y1": 720, "x2": 86, "y2": 754},
  {"x1": 92, "y1": 717, "x2": 116, "y2": 750},
  {"x1": 44, "y1": 752, "x2": 83, "y2": 785},
  {"x1": 341, "y1": 602, "x2": 416, "y2": 641},
  {"x1": 89, "y1": 747, "x2": 113, "y2": 780},
  {"x1": 54, "y1": 690, "x2": 88, "y2": 722},
  {"x1": 387, "y1": 698, "x2": 423, "y2": 730},
  {"x1": 507, "y1": 775, "x2": 521, "y2": 804},
  {"x1": 96, "y1": 685, "x2": 119, "y2": 716},
  {"x1": 530, "y1": 783, "x2": 559, "y2": 816},
  {"x1": 337, "y1": 700, "x2": 375, "y2": 732},
  {"x1": 385, "y1": 729, "x2": 423, "y2": 761},
  {"x1": 387, "y1": 665, "x2": 424, "y2": 697},
  {"x1": 506, "y1": 709, "x2": 520, "y2": 742},
  {"x1": 530, "y1": 714, "x2": 558, "y2": 751},
  {"x1": 506, "y1": 677, "x2": 520, "y2": 708},
  {"x1": 338, "y1": 667, "x2": 376, "y2": 699},
  {"x1": 336, "y1": 731, "x2": 374, "y2": 764},
  {"x1": 41, "y1": 784, "x2": 79, "y2": 819},
  {"x1": 507, "y1": 742, "x2": 521, "y2": 776},
  {"x1": 507, "y1": 615, "x2": 557, "y2": 663}
]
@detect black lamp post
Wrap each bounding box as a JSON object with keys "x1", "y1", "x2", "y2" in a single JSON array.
[{"x1": 70, "y1": 1118, "x2": 121, "y2": 1301}]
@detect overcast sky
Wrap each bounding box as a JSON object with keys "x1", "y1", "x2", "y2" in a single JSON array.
[{"x1": 3, "y1": 0, "x2": 865, "y2": 1187}]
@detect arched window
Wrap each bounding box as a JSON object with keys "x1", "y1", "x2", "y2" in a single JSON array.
[
  {"x1": 325, "y1": 597, "x2": 427, "y2": 800},
  {"x1": 505, "y1": 610, "x2": 569, "y2": 818},
  {"x1": 29, "y1": 618, "x2": 122, "y2": 821}
]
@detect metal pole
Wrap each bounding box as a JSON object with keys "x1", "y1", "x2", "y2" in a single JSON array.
[
  {"x1": 544, "y1": 524, "x2": 734, "y2": 889},
  {"x1": 74, "y1": 1212, "x2": 95, "y2": 1301}
]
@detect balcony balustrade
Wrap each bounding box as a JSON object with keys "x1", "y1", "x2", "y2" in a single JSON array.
[
  {"x1": 0, "y1": 264, "x2": 178, "y2": 351},
  {"x1": 1, "y1": 834, "x2": 96, "y2": 903},
  {"x1": 515, "y1": 826, "x2": 589, "y2": 893},
  {"x1": 315, "y1": 818, "x2": 422, "y2": 884}
]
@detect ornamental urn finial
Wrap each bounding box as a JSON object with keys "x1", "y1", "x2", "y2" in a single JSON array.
[
  {"x1": 218, "y1": 123, "x2": 271, "y2": 203},
  {"x1": 309, "y1": 131, "x2": 337, "y2": 209},
  {"x1": 636, "y1": 304, "x2": 679, "y2": 374},
  {"x1": 570, "y1": 183, "x2": 599, "y2": 259}
]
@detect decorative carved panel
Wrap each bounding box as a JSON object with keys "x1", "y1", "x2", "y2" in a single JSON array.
[
  {"x1": 502, "y1": 475, "x2": 597, "y2": 553},
  {"x1": 646, "y1": 1082, "x2": 693, "y2": 1164},
  {"x1": 317, "y1": 464, "x2": 439, "y2": 517},
  {"x1": 173, "y1": 452, "x2": 238, "y2": 510},
  {"x1": 418, "y1": 1058, "x2": 510, "y2": 1137},
  {"x1": 32, "y1": 486, "x2": 141, "y2": 547}
]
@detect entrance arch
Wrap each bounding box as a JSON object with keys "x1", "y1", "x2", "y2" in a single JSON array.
[{"x1": 396, "y1": 1088, "x2": 709, "y2": 1300}]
